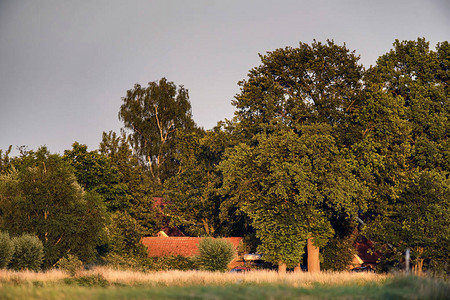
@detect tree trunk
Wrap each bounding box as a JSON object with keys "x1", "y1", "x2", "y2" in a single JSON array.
[
  {"x1": 414, "y1": 258, "x2": 424, "y2": 276},
  {"x1": 307, "y1": 236, "x2": 320, "y2": 273},
  {"x1": 294, "y1": 263, "x2": 302, "y2": 273},
  {"x1": 278, "y1": 262, "x2": 286, "y2": 273},
  {"x1": 413, "y1": 247, "x2": 424, "y2": 276}
]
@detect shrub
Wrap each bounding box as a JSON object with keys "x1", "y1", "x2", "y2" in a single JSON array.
[
  {"x1": 9, "y1": 234, "x2": 44, "y2": 271},
  {"x1": 321, "y1": 235, "x2": 356, "y2": 271},
  {"x1": 64, "y1": 274, "x2": 109, "y2": 287},
  {"x1": 150, "y1": 255, "x2": 199, "y2": 271},
  {"x1": 56, "y1": 254, "x2": 83, "y2": 276},
  {"x1": 103, "y1": 253, "x2": 148, "y2": 272},
  {"x1": 197, "y1": 238, "x2": 235, "y2": 272},
  {"x1": 106, "y1": 211, "x2": 148, "y2": 258},
  {"x1": 0, "y1": 231, "x2": 14, "y2": 268}
]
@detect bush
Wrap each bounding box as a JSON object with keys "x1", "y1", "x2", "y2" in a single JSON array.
[
  {"x1": 321, "y1": 235, "x2": 356, "y2": 271},
  {"x1": 0, "y1": 231, "x2": 14, "y2": 268},
  {"x1": 150, "y1": 255, "x2": 199, "y2": 271},
  {"x1": 197, "y1": 238, "x2": 235, "y2": 272},
  {"x1": 106, "y1": 211, "x2": 148, "y2": 258},
  {"x1": 64, "y1": 274, "x2": 109, "y2": 287},
  {"x1": 9, "y1": 234, "x2": 44, "y2": 271},
  {"x1": 56, "y1": 254, "x2": 83, "y2": 276},
  {"x1": 102, "y1": 253, "x2": 148, "y2": 272}
]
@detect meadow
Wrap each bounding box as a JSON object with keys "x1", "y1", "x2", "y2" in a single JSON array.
[{"x1": 0, "y1": 268, "x2": 449, "y2": 299}]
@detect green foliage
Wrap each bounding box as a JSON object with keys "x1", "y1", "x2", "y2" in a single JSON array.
[
  {"x1": 102, "y1": 253, "x2": 149, "y2": 272},
  {"x1": 359, "y1": 38, "x2": 449, "y2": 273},
  {"x1": 225, "y1": 40, "x2": 370, "y2": 269},
  {"x1": 0, "y1": 231, "x2": 14, "y2": 269},
  {"x1": 0, "y1": 147, "x2": 107, "y2": 268},
  {"x1": 197, "y1": 238, "x2": 235, "y2": 271},
  {"x1": 63, "y1": 142, "x2": 129, "y2": 212},
  {"x1": 119, "y1": 77, "x2": 196, "y2": 184},
  {"x1": 233, "y1": 40, "x2": 364, "y2": 138},
  {"x1": 56, "y1": 254, "x2": 83, "y2": 276},
  {"x1": 220, "y1": 127, "x2": 367, "y2": 267},
  {"x1": 371, "y1": 39, "x2": 449, "y2": 172},
  {"x1": 99, "y1": 131, "x2": 161, "y2": 236},
  {"x1": 106, "y1": 211, "x2": 148, "y2": 258},
  {"x1": 64, "y1": 274, "x2": 109, "y2": 287},
  {"x1": 9, "y1": 234, "x2": 44, "y2": 271},
  {"x1": 149, "y1": 255, "x2": 199, "y2": 271},
  {"x1": 364, "y1": 170, "x2": 450, "y2": 271},
  {"x1": 164, "y1": 124, "x2": 246, "y2": 237},
  {"x1": 0, "y1": 146, "x2": 12, "y2": 174},
  {"x1": 321, "y1": 234, "x2": 356, "y2": 271}
]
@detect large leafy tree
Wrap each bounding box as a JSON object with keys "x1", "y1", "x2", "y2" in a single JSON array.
[
  {"x1": 118, "y1": 78, "x2": 196, "y2": 185},
  {"x1": 233, "y1": 40, "x2": 364, "y2": 138},
  {"x1": 367, "y1": 38, "x2": 449, "y2": 172},
  {"x1": 221, "y1": 126, "x2": 367, "y2": 272},
  {"x1": 0, "y1": 147, "x2": 106, "y2": 268},
  {"x1": 225, "y1": 40, "x2": 367, "y2": 271},
  {"x1": 360, "y1": 38, "x2": 449, "y2": 274}
]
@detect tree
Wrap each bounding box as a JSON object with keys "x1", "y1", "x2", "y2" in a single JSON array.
[
  {"x1": 63, "y1": 142, "x2": 129, "y2": 212},
  {"x1": 119, "y1": 78, "x2": 196, "y2": 185},
  {"x1": 164, "y1": 123, "x2": 247, "y2": 237},
  {"x1": 233, "y1": 40, "x2": 364, "y2": 138},
  {"x1": 0, "y1": 147, "x2": 106, "y2": 268},
  {"x1": 359, "y1": 38, "x2": 449, "y2": 274},
  {"x1": 99, "y1": 131, "x2": 161, "y2": 236},
  {"x1": 363, "y1": 170, "x2": 450, "y2": 275},
  {"x1": 106, "y1": 211, "x2": 148, "y2": 258},
  {"x1": 0, "y1": 146, "x2": 12, "y2": 174},
  {"x1": 348, "y1": 82, "x2": 412, "y2": 217},
  {"x1": 226, "y1": 40, "x2": 367, "y2": 272},
  {"x1": 367, "y1": 38, "x2": 449, "y2": 173},
  {"x1": 220, "y1": 126, "x2": 367, "y2": 272}
]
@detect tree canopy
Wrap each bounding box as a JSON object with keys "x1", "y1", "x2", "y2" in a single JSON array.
[
  {"x1": 119, "y1": 77, "x2": 197, "y2": 185},
  {"x1": 233, "y1": 40, "x2": 364, "y2": 138},
  {"x1": 220, "y1": 125, "x2": 367, "y2": 268},
  {"x1": 0, "y1": 147, "x2": 106, "y2": 268}
]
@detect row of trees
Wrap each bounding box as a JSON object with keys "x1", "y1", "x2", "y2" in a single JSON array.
[{"x1": 0, "y1": 38, "x2": 448, "y2": 273}]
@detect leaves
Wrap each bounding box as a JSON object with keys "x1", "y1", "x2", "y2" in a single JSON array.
[{"x1": 119, "y1": 78, "x2": 196, "y2": 184}]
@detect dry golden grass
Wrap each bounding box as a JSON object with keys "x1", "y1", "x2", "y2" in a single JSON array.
[
  {"x1": 0, "y1": 269, "x2": 66, "y2": 283},
  {"x1": 94, "y1": 268, "x2": 389, "y2": 287},
  {"x1": 0, "y1": 267, "x2": 389, "y2": 287}
]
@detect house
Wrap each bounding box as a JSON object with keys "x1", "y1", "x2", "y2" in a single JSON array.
[
  {"x1": 141, "y1": 234, "x2": 243, "y2": 268},
  {"x1": 349, "y1": 236, "x2": 381, "y2": 269}
]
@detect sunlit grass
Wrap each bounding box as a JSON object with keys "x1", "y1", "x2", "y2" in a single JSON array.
[
  {"x1": 0, "y1": 267, "x2": 388, "y2": 287},
  {"x1": 1, "y1": 268, "x2": 448, "y2": 300},
  {"x1": 89, "y1": 267, "x2": 388, "y2": 287}
]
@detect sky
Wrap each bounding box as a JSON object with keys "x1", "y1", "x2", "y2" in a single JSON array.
[{"x1": 0, "y1": 0, "x2": 449, "y2": 156}]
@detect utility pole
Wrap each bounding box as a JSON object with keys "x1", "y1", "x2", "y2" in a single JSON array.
[{"x1": 405, "y1": 248, "x2": 410, "y2": 274}]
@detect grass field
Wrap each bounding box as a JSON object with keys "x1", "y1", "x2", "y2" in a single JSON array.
[{"x1": 0, "y1": 268, "x2": 448, "y2": 299}]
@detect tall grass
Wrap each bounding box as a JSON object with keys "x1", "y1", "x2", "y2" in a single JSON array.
[
  {"x1": 89, "y1": 267, "x2": 388, "y2": 287},
  {"x1": 1, "y1": 269, "x2": 448, "y2": 300},
  {"x1": 0, "y1": 267, "x2": 388, "y2": 287}
]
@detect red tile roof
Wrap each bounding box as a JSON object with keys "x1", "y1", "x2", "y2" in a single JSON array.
[{"x1": 141, "y1": 237, "x2": 242, "y2": 257}]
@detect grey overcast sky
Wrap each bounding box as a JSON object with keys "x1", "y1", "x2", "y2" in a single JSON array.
[{"x1": 0, "y1": 0, "x2": 449, "y2": 155}]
